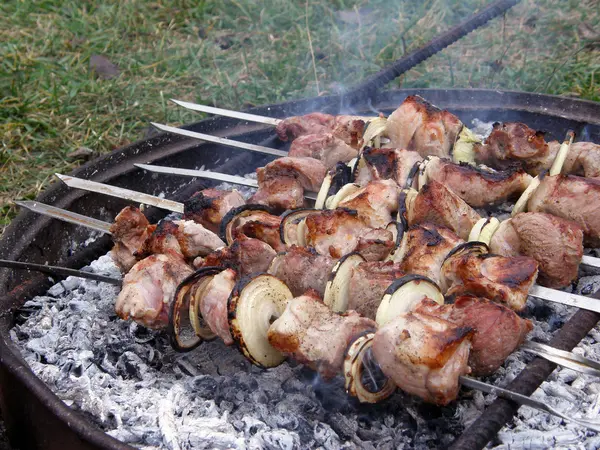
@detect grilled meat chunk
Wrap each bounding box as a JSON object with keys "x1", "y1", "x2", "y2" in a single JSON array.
[
  {"x1": 338, "y1": 179, "x2": 400, "y2": 228},
  {"x1": 355, "y1": 228, "x2": 396, "y2": 261},
  {"x1": 372, "y1": 310, "x2": 473, "y2": 405},
  {"x1": 441, "y1": 249, "x2": 538, "y2": 311},
  {"x1": 268, "y1": 292, "x2": 376, "y2": 379},
  {"x1": 559, "y1": 141, "x2": 600, "y2": 178},
  {"x1": 250, "y1": 157, "x2": 327, "y2": 210},
  {"x1": 289, "y1": 133, "x2": 358, "y2": 169},
  {"x1": 200, "y1": 268, "x2": 237, "y2": 345},
  {"x1": 115, "y1": 251, "x2": 193, "y2": 329},
  {"x1": 393, "y1": 224, "x2": 463, "y2": 285},
  {"x1": 473, "y1": 122, "x2": 548, "y2": 172},
  {"x1": 183, "y1": 189, "x2": 245, "y2": 234},
  {"x1": 138, "y1": 219, "x2": 225, "y2": 260},
  {"x1": 406, "y1": 181, "x2": 481, "y2": 240},
  {"x1": 304, "y1": 208, "x2": 394, "y2": 260},
  {"x1": 202, "y1": 236, "x2": 276, "y2": 278},
  {"x1": 416, "y1": 296, "x2": 532, "y2": 376},
  {"x1": 527, "y1": 174, "x2": 600, "y2": 246},
  {"x1": 228, "y1": 209, "x2": 284, "y2": 252},
  {"x1": 421, "y1": 157, "x2": 532, "y2": 207},
  {"x1": 474, "y1": 122, "x2": 600, "y2": 178},
  {"x1": 348, "y1": 261, "x2": 405, "y2": 319},
  {"x1": 267, "y1": 246, "x2": 334, "y2": 297},
  {"x1": 276, "y1": 113, "x2": 365, "y2": 147},
  {"x1": 109, "y1": 206, "x2": 152, "y2": 272},
  {"x1": 490, "y1": 213, "x2": 583, "y2": 288},
  {"x1": 385, "y1": 96, "x2": 463, "y2": 158},
  {"x1": 354, "y1": 147, "x2": 423, "y2": 188}
]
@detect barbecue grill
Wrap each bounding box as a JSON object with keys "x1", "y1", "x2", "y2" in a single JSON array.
[
  {"x1": 2, "y1": 0, "x2": 600, "y2": 446},
  {"x1": 1, "y1": 88, "x2": 600, "y2": 450}
]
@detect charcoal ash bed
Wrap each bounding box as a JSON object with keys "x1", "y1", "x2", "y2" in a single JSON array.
[
  {"x1": 2, "y1": 89, "x2": 600, "y2": 450},
  {"x1": 10, "y1": 254, "x2": 600, "y2": 450}
]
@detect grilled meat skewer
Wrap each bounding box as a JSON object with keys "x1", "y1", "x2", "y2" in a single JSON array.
[{"x1": 170, "y1": 95, "x2": 600, "y2": 179}]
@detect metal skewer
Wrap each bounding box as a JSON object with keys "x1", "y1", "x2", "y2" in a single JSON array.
[
  {"x1": 459, "y1": 376, "x2": 600, "y2": 432},
  {"x1": 170, "y1": 99, "x2": 283, "y2": 126},
  {"x1": 0, "y1": 259, "x2": 121, "y2": 285},
  {"x1": 150, "y1": 122, "x2": 288, "y2": 158},
  {"x1": 170, "y1": 99, "x2": 377, "y2": 126},
  {"x1": 133, "y1": 164, "x2": 318, "y2": 201}
]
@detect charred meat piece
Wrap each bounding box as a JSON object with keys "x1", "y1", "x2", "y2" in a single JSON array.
[
  {"x1": 422, "y1": 157, "x2": 532, "y2": 207},
  {"x1": 355, "y1": 228, "x2": 396, "y2": 262},
  {"x1": 474, "y1": 122, "x2": 600, "y2": 178},
  {"x1": 528, "y1": 174, "x2": 600, "y2": 246},
  {"x1": 304, "y1": 208, "x2": 394, "y2": 260},
  {"x1": 289, "y1": 133, "x2": 358, "y2": 169},
  {"x1": 268, "y1": 246, "x2": 334, "y2": 297},
  {"x1": 268, "y1": 292, "x2": 376, "y2": 379},
  {"x1": 338, "y1": 179, "x2": 400, "y2": 229},
  {"x1": 201, "y1": 236, "x2": 276, "y2": 278},
  {"x1": 559, "y1": 141, "x2": 600, "y2": 178},
  {"x1": 348, "y1": 261, "x2": 405, "y2": 319},
  {"x1": 355, "y1": 148, "x2": 423, "y2": 188},
  {"x1": 249, "y1": 177, "x2": 305, "y2": 211},
  {"x1": 200, "y1": 268, "x2": 237, "y2": 345},
  {"x1": 416, "y1": 296, "x2": 532, "y2": 376},
  {"x1": 109, "y1": 206, "x2": 152, "y2": 272},
  {"x1": 228, "y1": 209, "x2": 284, "y2": 252},
  {"x1": 473, "y1": 122, "x2": 549, "y2": 172},
  {"x1": 441, "y1": 249, "x2": 538, "y2": 311},
  {"x1": 183, "y1": 189, "x2": 245, "y2": 234},
  {"x1": 407, "y1": 180, "x2": 481, "y2": 241},
  {"x1": 276, "y1": 113, "x2": 365, "y2": 147},
  {"x1": 490, "y1": 212, "x2": 583, "y2": 288},
  {"x1": 115, "y1": 251, "x2": 193, "y2": 329},
  {"x1": 385, "y1": 96, "x2": 463, "y2": 158},
  {"x1": 250, "y1": 157, "x2": 327, "y2": 210},
  {"x1": 372, "y1": 310, "x2": 473, "y2": 405},
  {"x1": 394, "y1": 224, "x2": 464, "y2": 285},
  {"x1": 138, "y1": 220, "x2": 225, "y2": 260}
]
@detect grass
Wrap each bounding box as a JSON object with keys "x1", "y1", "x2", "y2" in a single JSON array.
[{"x1": 1, "y1": 0, "x2": 599, "y2": 230}]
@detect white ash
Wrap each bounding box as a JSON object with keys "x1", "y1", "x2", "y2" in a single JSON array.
[{"x1": 9, "y1": 256, "x2": 600, "y2": 449}]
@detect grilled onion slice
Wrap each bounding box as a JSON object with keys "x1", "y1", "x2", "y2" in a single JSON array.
[
  {"x1": 344, "y1": 332, "x2": 396, "y2": 403},
  {"x1": 324, "y1": 252, "x2": 366, "y2": 312},
  {"x1": 219, "y1": 204, "x2": 278, "y2": 244},
  {"x1": 315, "y1": 162, "x2": 353, "y2": 209},
  {"x1": 444, "y1": 241, "x2": 489, "y2": 264},
  {"x1": 169, "y1": 266, "x2": 222, "y2": 351},
  {"x1": 279, "y1": 208, "x2": 315, "y2": 246},
  {"x1": 375, "y1": 275, "x2": 444, "y2": 326},
  {"x1": 452, "y1": 126, "x2": 481, "y2": 165},
  {"x1": 325, "y1": 183, "x2": 362, "y2": 210},
  {"x1": 361, "y1": 116, "x2": 388, "y2": 149},
  {"x1": 228, "y1": 274, "x2": 293, "y2": 367}
]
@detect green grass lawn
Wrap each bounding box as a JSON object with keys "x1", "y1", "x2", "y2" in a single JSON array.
[{"x1": 1, "y1": 0, "x2": 599, "y2": 230}]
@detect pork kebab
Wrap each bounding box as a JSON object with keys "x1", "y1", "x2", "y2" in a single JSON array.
[
  {"x1": 169, "y1": 94, "x2": 600, "y2": 179},
  {"x1": 161, "y1": 259, "x2": 600, "y2": 436}
]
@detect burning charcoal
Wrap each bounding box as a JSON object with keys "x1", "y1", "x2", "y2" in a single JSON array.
[
  {"x1": 250, "y1": 389, "x2": 268, "y2": 405},
  {"x1": 186, "y1": 374, "x2": 218, "y2": 399},
  {"x1": 576, "y1": 275, "x2": 600, "y2": 296},
  {"x1": 327, "y1": 411, "x2": 359, "y2": 440},
  {"x1": 251, "y1": 429, "x2": 302, "y2": 450},
  {"x1": 116, "y1": 351, "x2": 149, "y2": 379},
  {"x1": 313, "y1": 422, "x2": 342, "y2": 448},
  {"x1": 275, "y1": 393, "x2": 322, "y2": 418}
]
